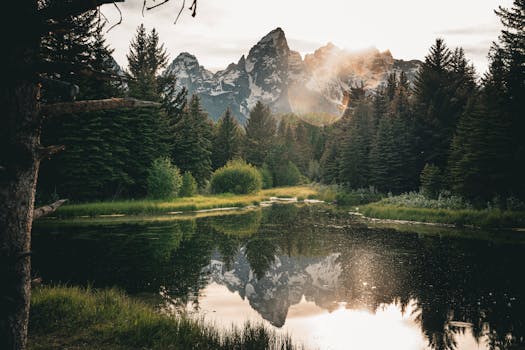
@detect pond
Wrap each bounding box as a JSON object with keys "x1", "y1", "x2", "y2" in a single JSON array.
[{"x1": 32, "y1": 204, "x2": 525, "y2": 350}]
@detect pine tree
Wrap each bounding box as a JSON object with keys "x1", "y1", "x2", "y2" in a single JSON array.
[
  {"x1": 38, "y1": 12, "x2": 135, "y2": 201},
  {"x1": 368, "y1": 72, "x2": 418, "y2": 193},
  {"x1": 127, "y1": 24, "x2": 154, "y2": 100},
  {"x1": 172, "y1": 95, "x2": 213, "y2": 187},
  {"x1": 339, "y1": 102, "x2": 371, "y2": 189},
  {"x1": 386, "y1": 73, "x2": 397, "y2": 101},
  {"x1": 491, "y1": 0, "x2": 525, "y2": 198},
  {"x1": 390, "y1": 71, "x2": 418, "y2": 192},
  {"x1": 244, "y1": 101, "x2": 277, "y2": 167},
  {"x1": 447, "y1": 0, "x2": 525, "y2": 202},
  {"x1": 369, "y1": 116, "x2": 395, "y2": 192},
  {"x1": 371, "y1": 87, "x2": 388, "y2": 134},
  {"x1": 119, "y1": 24, "x2": 173, "y2": 196},
  {"x1": 448, "y1": 94, "x2": 510, "y2": 203},
  {"x1": 293, "y1": 122, "x2": 311, "y2": 173},
  {"x1": 212, "y1": 108, "x2": 243, "y2": 169},
  {"x1": 413, "y1": 39, "x2": 454, "y2": 171}
]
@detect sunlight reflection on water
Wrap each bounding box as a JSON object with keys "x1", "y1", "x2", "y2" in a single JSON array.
[{"x1": 186, "y1": 283, "x2": 488, "y2": 350}]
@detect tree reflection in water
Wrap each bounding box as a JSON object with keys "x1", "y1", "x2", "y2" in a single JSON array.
[{"x1": 32, "y1": 204, "x2": 525, "y2": 349}]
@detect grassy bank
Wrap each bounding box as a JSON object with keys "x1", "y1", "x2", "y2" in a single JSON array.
[
  {"x1": 314, "y1": 185, "x2": 383, "y2": 205},
  {"x1": 359, "y1": 194, "x2": 525, "y2": 229},
  {"x1": 49, "y1": 186, "x2": 317, "y2": 218},
  {"x1": 29, "y1": 286, "x2": 300, "y2": 350}
]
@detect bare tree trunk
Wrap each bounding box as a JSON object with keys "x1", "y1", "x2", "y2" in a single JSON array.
[{"x1": 0, "y1": 2, "x2": 40, "y2": 349}]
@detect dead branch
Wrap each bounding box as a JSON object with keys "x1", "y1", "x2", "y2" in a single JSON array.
[
  {"x1": 174, "y1": 0, "x2": 186, "y2": 24},
  {"x1": 39, "y1": 0, "x2": 125, "y2": 21},
  {"x1": 147, "y1": 0, "x2": 170, "y2": 11},
  {"x1": 31, "y1": 278, "x2": 43, "y2": 287},
  {"x1": 38, "y1": 145, "x2": 66, "y2": 160},
  {"x1": 33, "y1": 199, "x2": 68, "y2": 220},
  {"x1": 41, "y1": 98, "x2": 161, "y2": 117},
  {"x1": 189, "y1": 0, "x2": 197, "y2": 17},
  {"x1": 106, "y1": 2, "x2": 123, "y2": 32}
]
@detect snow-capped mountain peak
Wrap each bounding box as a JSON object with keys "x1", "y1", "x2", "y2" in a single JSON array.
[{"x1": 164, "y1": 28, "x2": 420, "y2": 123}]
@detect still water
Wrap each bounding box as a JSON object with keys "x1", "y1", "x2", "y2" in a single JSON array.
[{"x1": 32, "y1": 205, "x2": 525, "y2": 350}]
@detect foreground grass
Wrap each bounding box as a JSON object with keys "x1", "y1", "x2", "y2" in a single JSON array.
[
  {"x1": 360, "y1": 203, "x2": 525, "y2": 228},
  {"x1": 29, "y1": 286, "x2": 301, "y2": 350},
  {"x1": 51, "y1": 186, "x2": 318, "y2": 218}
]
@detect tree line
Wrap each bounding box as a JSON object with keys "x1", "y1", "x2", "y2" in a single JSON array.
[
  {"x1": 321, "y1": 1, "x2": 524, "y2": 207},
  {"x1": 37, "y1": 17, "x2": 327, "y2": 201},
  {"x1": 39, "y1": 0, "x2": 524, "y2": 208}
]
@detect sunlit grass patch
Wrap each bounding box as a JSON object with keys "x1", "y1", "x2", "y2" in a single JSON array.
[
  {"x1": 360, "y1": 203, "x2": 525, "y2": 228},
  {"x1": 29, "y1": 286, "x2": 302, "y2": 350},
  {"x1": 48, "y1": 186, "x2": 318, "y2": 218}
]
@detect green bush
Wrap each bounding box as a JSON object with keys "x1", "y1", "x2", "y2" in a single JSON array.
[
  {"x1": 420, "y1": 163, "x2": 443, "y2": 199},
  {"x1": 179, "y1": 172, "x2": 197, "y2": 197},
  {"x1": 307, "y1": 159, "x2": 321, "y2": 182},
  {"x1": 259, "y1": 164, "x2": 273, "y2": 189},
  {"x1": 378, "y1": 192, "x2": 470, "y2": 210},
  {"x1": 146, "y1": 158, "x2": 182, "y2": 200},
  {"x1": 273, "y1": 161, "x2": 302, "y2": 187},
  {"x1": 210, "y1": 160, "x2": 263, "y2": 194},
  {"x1": 336, "y1": 188, "x2": 383, "y2": 206}
]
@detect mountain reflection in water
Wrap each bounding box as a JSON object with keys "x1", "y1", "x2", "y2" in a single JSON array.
[{"x1": 33, "y1": 204, "x2": 525, "y2": 350}]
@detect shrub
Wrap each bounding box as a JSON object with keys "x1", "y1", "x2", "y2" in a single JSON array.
[
  {"x1": 314, "y1": 184, "x2": 338, "y2": 202},
  {"x1": 378, "y1": 192, "x2": 471, "y2": 210},
  {"x1": 210, "y1": 160, "x2": 263, "y2": 194},
  {"x1": 146, "y1": 158, "x2": 182, "y2": 200},
  {"x1": 179, "y1": 172, "x2": 197, "y2": 197},
  {"x1": 273, "y1": 161, "x2": 302, "y2": 187},
  {"x1": 307, "y1": 159, "x2": 321, "y2": 182},
  {"x1": 335, "y1": 188, "x2": 384, "y2": 206},
  {"x1": 259, "y1": 164, "x2": 273, "y2": 189},
  {"x1": 420, "y1": 163, "x2": 443, "y2": 199}
]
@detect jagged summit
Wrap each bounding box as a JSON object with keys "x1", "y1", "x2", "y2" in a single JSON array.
[
  {"x1": 165, "y1": 28, "x2": 421, "y2": 123},
  {"x1": 259, "y1": 27, "x2": 286, "y2": 45}
]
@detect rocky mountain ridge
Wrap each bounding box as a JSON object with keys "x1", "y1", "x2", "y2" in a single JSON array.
[
  {"x1": 165, "y1": 28, "x2": 421, "y2": 123},
  {"x1": 203, "y1": 248, "x2": 343, "y2": 327}
]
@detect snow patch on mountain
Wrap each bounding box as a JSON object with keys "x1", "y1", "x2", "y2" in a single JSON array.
[
  {"x1": 203, "y1": 249, "x2": 344, "y2": 327},
  {"x1": 165, "y1": 28, "x2": 421, "y2": 124}
]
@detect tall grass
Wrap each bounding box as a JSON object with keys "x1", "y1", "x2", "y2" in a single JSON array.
[
  {"x1": 361, "y1": 203, "x2": 525, "y2": 228},
  {"x1": 29, "y1": 286, "x2": 303, "y2": 350},
  {"x1": 49, "y1": 186, "x2": 318, "y2": 218},
  {"x1": 377, "y1": 192, "x2": 471, "y2": 210},
  {"x1": 312, "y1": 185, "x2": 383, "y2": 206}
]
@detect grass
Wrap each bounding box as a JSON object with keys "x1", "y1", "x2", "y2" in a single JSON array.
[
  {"x1": 49, "y1": 186, "x2": 318, "y2": 219},
  {"x1": 29, "y1": 286, "x2": 302, "y2": 350},
  {"x1": 360, "y1": 203, "x2": 525, "y2": 228},
  {"x1": 312, "y1": 185, "x2": 383, "y2": 206},
  {"x1": 374, "y1": 192, "x2": 470, "y2": 210}
]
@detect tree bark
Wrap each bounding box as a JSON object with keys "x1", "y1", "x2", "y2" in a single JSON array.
[{"x1": 0, "y1": 2, "x2": 41, "y2": 349}]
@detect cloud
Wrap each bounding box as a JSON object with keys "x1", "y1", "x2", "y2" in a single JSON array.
[
  {"x1": 438, "y1": 24, "x2": 500, "y2": 36},
  {"x1": 287, "y1": 38, "x2": 324, "y2": 53},
  {"x1": 462, "y1": 40, "x2": 494, "y2": 57}
]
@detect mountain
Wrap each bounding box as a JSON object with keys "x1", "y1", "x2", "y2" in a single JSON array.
[
  {"x1": 165, "y1": 28, "x2": 421, "y2": 123},
  {"x1": 204, "y1": 248, "x2": 343, "y2": 327}
]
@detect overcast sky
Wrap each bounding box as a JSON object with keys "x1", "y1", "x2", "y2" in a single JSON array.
[{"x1": 101, "y1": 0, "x2": 512, "y2": 74}]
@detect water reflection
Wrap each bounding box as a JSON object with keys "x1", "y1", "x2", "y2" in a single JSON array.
[{"x1": 32, "y1": 205, "x2": 525, "y2": 350}]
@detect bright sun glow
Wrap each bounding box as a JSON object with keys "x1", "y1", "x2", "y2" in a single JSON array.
[
  {"x1": 284, "y1": 297, "x2": 425, "y2": 350},
  {"x1": 183, "y1": 283, "x2": 489, "y2": 350},
  {"x1": 102, "y1": 0, "x2": 514, "y2": 74}
]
